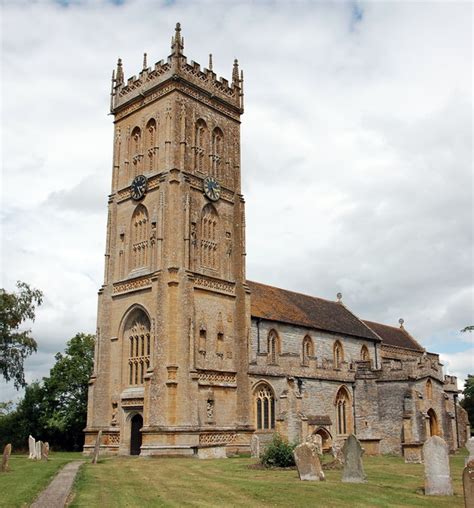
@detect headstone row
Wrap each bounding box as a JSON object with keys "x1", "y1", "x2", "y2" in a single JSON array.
[{"x1": 28, "y1": 436, "x2": 49, "y2": 461}]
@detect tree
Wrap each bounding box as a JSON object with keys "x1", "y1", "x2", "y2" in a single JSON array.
[
  {"x1": 461, "y1": 375, "x2": 474, "y2": 428},
  {"x1": 461, "y1": 325, "x2": 474, "y2": 333},
  {"x1": 0, "y1": 281, "x2": 43, "y2": 389}
]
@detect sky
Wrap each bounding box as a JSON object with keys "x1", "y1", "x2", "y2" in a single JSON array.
[{"x1": 1, "y1": 0, "x2": 473, "y2": 402}]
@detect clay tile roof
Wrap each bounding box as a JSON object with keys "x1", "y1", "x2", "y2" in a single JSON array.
[
  {"x1": 362, "y1": 320, "x2": 425, "y2": 352},
  {"x1": 247, "y1": 281, "x2": 379, "y2": 341}
]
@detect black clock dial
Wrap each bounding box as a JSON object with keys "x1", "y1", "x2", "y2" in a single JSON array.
[
  {"x1": 131, "y1": 175, "x2": 147, "y2": 200},
  {"x1": 203, "y1": 176, "x2": 221, "y2": 202}
]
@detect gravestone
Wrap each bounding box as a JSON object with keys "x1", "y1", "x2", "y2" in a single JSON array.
[
  {"x1": 423, "y1": 436, "x2": 453, "y2": 496},
  {"x1": 1, "y1": 444, "x2": 12, "y2": 472},
  {"x1": 41, "y1": 442, "x2": 49, "y2": 461},
  {"x1": 250, "y1": 434, "x2": 260, "y2": 458},
  {"x1": 463, "y1": 459, "x2": 474, "y2": 508},
  {"x1": 341, "y1": 434, "x2": 367, "y2": 483},
  {"x1": 466, "y1": 437, "x2": 474, "y2": 466},
  {"x1": 92, "y1": 430, "x2": 102, "y2": 464},
  {"x1": 305, "y1": 433, "x2": 323, "y2": 455},
  {"x1": 293, "y1": 443, "x2": 325, "y2": 481},
  {"x1": 28, "y1": 435, "x2": 36, "y2": 459},
  {"x1": 35, "y1": 441, "x2": 42, "y2": 461},
  {"x1": 332, "y1": 442, "x2": 345, "y2": 464}
]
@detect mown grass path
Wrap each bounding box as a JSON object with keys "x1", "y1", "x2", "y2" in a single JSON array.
[
  {"x1": 70, "y1": 451, "x2": 467, "y2": 507},
  {"x1": 0, "y1": 452, "x2": 81, "y2": 508}
]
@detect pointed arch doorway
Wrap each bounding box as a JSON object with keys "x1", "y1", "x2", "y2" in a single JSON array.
[{"x1": 130, "y1": 414, "x2": 143, "y2": 455}]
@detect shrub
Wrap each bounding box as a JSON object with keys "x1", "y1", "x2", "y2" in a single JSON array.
[{"x1": 261, "y1": 433, "x2": 296, "y2": 468}]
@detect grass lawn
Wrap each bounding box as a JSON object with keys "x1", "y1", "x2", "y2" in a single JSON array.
[
  {"x1": 70, "y1": 450, "x2": 468, "y2": 508},
  {"x1": 0, "y1": 452, "x2": 82, "y2": 508}
]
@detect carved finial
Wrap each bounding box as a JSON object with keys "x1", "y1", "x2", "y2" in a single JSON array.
[
  {"x1": 232, "y1": 58, "x2": 239, "y2": 85},
  {"x1": 115, "y1": 58, "x2": 124, "y2": 86},
  {"x1": 399, "y1": 318, "x2": 405, "y2": 328},
  {"x1": 336, "y1": 292, "x2": 343, "y2": 303},
  {"x1": 208, "y1": 53, "x2": 213, "y2": 71},
  {"x1": 143, "y1": 52, "x2": 147, "y2": 70},
  {"x1": 171, "y1": 22, "x2": 184, "y2": 56},
  {"x1": 110, "y1": 69, "x2": 115, "y2": 111},
  {"x1": 240, "y1": 69, "x2": 244, "y2": 109}
]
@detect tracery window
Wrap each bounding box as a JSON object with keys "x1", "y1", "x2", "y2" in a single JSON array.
[
  {"x1": 302, "y1": 335, "x2": 314, "y2": 366},
  {"x1": 211, "y1": 127, "x2": 223, "y2": 178},
  {"x1": 426, "y1": 379, "x2": 433, "y2": 400},
  {"x1": 146, "y1": 118, "x2": 157, "y2": 171},
  {"x1": 126, "y1": 310, "x2": 151, "y2": 386},
  {"x1": 131, "y1": 126, "x2": 142, "y2": 175},
  {"x1": 335, "y1": 386, "x2": 351, "y2": 435},
  {"x1": 333, "y1": 340, "x2": 344, "y2": 369},
  {"x1": 130, "y1": 205, "x2": 149, "y2": 271},
  {"x1": 194, "y1": 119, "x2": 209, "y2": 173},
  {"x1": 255, "y1": 384, "x2": 275, "y2": 430},
  {"x1": 360, "y1": 345, "x2": 370, "y2": 362},
  {"x1": 201, "y1": 204, "x2": 218, "y2": 270},
  {"x1": 267, "y1": 329, "x2": 279, "y2": 365}
]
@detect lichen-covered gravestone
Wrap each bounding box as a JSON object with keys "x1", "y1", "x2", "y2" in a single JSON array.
[
  {"x1": 293, "y1": 443, "x2": 325, "y2": 481},
  {"x1": 466, "y1": 437, "x2": 474, "y2": 466},
  {"x1": 28, "y1": 435, "x2": 36, "y2": 459},
  {"x1": 41, "y1": 442, "x2": 49, "y2": 461},
  {"x1": 35, "y1": 440, "x2": 42, "y2": 461},
  {"x1": 423, "y1": 436, "x2": 453, "y2": 496},
  {"x1": 1, "y1": 444, "x2": 12, "y2": 472},
  {"x1": 463, "y1": 459, "x2": 474, "y2": 508},
  {"x1": 305, "y1": 433, "x2": 323, "y2": 455},
  {"x1": 92, "y1": 430, "x2": 102, "y2": 464},
  {"x1": 341, "y1": 434, "x2": 367, "y2": 483},
  {"x1": 250, "y1": 434, "x2": 260, "y2": 458}
]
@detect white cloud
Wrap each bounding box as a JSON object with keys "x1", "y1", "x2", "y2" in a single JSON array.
[{"x1": 1, "y1": 0, "x2": 472, "y2": 401}]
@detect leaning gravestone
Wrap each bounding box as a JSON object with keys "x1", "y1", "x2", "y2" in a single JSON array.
[
  {"x1": 92, "y1": 430, "x2": 102, "y2": 464},
  {"x1": 250, "y1": 434, "x2": 260, "y2": 458},
  {"x1": 35, "y1": 440, "x2": 42, "y2": 461},
  {"x1": 341, "y1": 434, "x2": 367, "y2": 483},
  {"x1": 463, "y1": 459, "x2": 474, "y2": 508},
  {"x1": 423, "y1": 436, "x2": 453, "y2": 496},
  {"x1": 305, "y1": 433, "x2": 323, "y2": 455},
  {"x1": 1, "y1": 444, "x2": 12, "y2": 472},
  {"x1": 293, "y1": 442, "x2": 325, "y2": 481},
  {"x1": 466, "y1": 437, "x2": 474, "y2": 466},
  {"x1": 28, "y1": 435, "x2": 36, "y2": 459},
  {"x1": 41, "y1": 442, "x2": 49, "y2": 461}
]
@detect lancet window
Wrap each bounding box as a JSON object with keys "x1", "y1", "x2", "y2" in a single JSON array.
[
  {"x1": 130, "y1": 205, "x2": 149, "y2": 271},
  {"x1": 360, "y1": 345, "x2": 370, "y2": 362},
  {"x1": 194, "y1": 119, "x2": 209, "y2": 173},
  {"x1": 333, "y1": 340, "x2": 344, "y2": 369},
  {"x1": 146, "y1": 118, "x2": 157, "y2": 171},
  {"x1": 201, "y1": 204, "x2": 218, "y2": 270},
  {"x1": 131, "y1": 126, "x2": 142, "y2": 175},
  {"x1": 335, "y1": 386, "x2": 351, "y2": 435},
  {"x1": 267, "y1": 329, "x2": 279, "y2": 365},
  {"x1": 211, "y1": 127, "x2": 223, "y2": 178},
  {"x1": 126, "y1": 310, "x2": 151, "y2": 386},
  {"x1": 426, "y1": 379, "x2": 433, "y2": 400},
  {"x1": 255, "y1": 384, "x2": 275, "y2": 430},
  {"x1": 302, "y1": 335, "x2": 314, "y2": 366}
]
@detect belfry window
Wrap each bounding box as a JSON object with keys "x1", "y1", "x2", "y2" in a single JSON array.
[
  {"x1": 201, "y1": 204, "x2": 218, "y2": 270},
  {"x1": 194, "y1": 119, "x2": 209, "y2": 173},
  {"x1": 255, "y1": 384, "x2": 275, "y2": 430},
  {"x1": 267, "y1": 330, "x2": 279, "y2": 365},
  {"x1": 146, "y1": 118, "x2": 157, "y2": 171},
  {"x1": 130, "y1": 205, "x2": 149, "y2": 271},
  {"x1": 131, "y1": 126, "x2": 142, "y2": 175},
  {"x1": 302, "y1": 335, "x2": 314, "y2": 366},
  {"x1": 126, "y1": 310, "x2": 151, "y2": 386},
  {"x1": 335, "y1": 386, "x2": 351, "y2": 435},
  {"x1": 211, "y1": 127, "x2": 223, "y2": 178}
]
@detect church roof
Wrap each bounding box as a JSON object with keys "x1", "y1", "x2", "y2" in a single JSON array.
[
  {"x1": 247, "y1": 281, "x2": 380, "y2": 341},
  {"x1": 362, "y1": 320, "x2": 425, "y2": 352}
]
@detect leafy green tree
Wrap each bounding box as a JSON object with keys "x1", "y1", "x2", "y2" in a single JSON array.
[
  {"x1": 461, "y1": 375, "x2": 474, "y2": 427},
  {"x1": 0, "y1": 281, "x2": 43, "y2": 389},
  {"x1": 461, "y1": 325, "x2": 474, "y2": 333}
]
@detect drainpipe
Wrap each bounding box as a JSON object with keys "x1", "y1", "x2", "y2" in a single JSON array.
[
  {"x1": 454, "y1": 394, "x2": 459, "y2": 448},
  {"x1": 352, "y1": 384, "x2": 357, "y2": 436},
  {"x1": 257, "y1": 318, "x2": 261, "y2": 354}
]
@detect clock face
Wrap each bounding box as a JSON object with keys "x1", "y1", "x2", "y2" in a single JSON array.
[
  {"x1": 131, "y1": 175, "x2": 147, "y2": 200},
  {"x1": 203, "y1": 176, "x2": 221, "y2": 202}
]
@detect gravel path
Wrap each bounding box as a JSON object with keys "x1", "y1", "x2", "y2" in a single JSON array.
[{"x1": 30, "y1": 460, "x2": 84, "y2": 508}]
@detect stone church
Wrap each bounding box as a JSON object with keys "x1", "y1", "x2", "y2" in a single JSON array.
[{"x1": 84, "y1": 24, "x2": 468, "y2": 461}]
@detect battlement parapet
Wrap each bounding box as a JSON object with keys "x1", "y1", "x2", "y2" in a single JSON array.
[
  {"x1": 379, "y1": 356, "x2": 444, "y2": 382},
  {"x1": 443, "y1": 375, "x2": 459, "y2": 393}
]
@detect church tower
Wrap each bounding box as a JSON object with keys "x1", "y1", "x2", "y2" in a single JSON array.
[{"x1": 85, "y1": 24, "x2": 252, "y2": 456}]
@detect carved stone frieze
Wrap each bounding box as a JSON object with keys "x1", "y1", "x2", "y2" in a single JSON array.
[
  {"x1": 199, "y1": 432, "x2": 237, "y2": 445},
  {"x1": 198, "y1": 371, "x2": 236, "y2": 386},
  {"x1": 113, "y1": 276, "x2": 152, "y2": 295},
  {"x1": 193, "y1": 275, "x2": 235, "y2": 295}
]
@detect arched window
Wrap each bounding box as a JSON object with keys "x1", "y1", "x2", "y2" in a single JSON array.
[
  {"x1": 131, "y1": 126, "x2": 142, "y2": 175},
  {"x1": 335, "y1": 386, "x2": 352, "y2": 435},
  {"x1": 426, "y1": 379, "x2": 433, "y2": 400},
  {"x1": 427, "y1": 408, "x2": 439, "y2": 437},
  {"x1": 201, "y1": 204, "x2": 218, "y2": 270},
  {"x1": 302, "y1": 335, "x2": 314, "y2": 366},
  {"x1": 130, "y1": 205, "x2": 149, "y2": 271},
  {"x1": 255, "y1": 383, "x2": 275, "y2": 430},
  {"x1": 125, "y1": 309, "x2": 151, "y2": 386},
  {"x1": 333, "y1": 340, "x2": 344, "y2": 369},
  {"x1": 360, "y1": 345, "x2": 370, "y2": 362},
  {"x1": 194, "y1": 119, "x2": 209, "y2": 173},
  {"x1": 211, "y1": 127, "x2": 223, "y2": 178},
  {"x1": 146, "y1": 118, "x2": 156, "y2": 171},
  {"x1": 267, "y1": 329, "x2": 279, "y2": 365}
]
